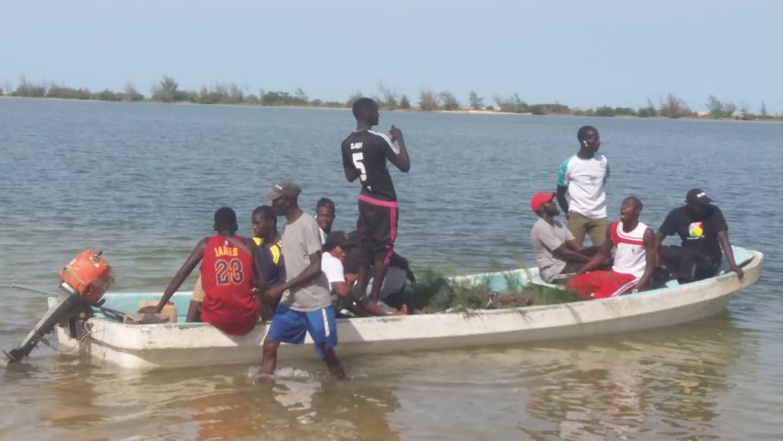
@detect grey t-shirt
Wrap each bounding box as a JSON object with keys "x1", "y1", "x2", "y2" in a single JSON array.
[
  {"x1": 280, "y1": 213, "x2": 332, "y2": 311},
  {"x1": 531, "y1": 217, "x2": 575, "y2": 283}
]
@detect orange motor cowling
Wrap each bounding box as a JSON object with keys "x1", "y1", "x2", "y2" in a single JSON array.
[{"x1": 59, "y1": 250, "x2": 114, "y2": 304}]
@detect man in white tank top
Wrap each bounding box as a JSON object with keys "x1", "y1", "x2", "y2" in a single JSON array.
[{"x1": 566, "y1": 197, "x2": 656, "y2": 300}]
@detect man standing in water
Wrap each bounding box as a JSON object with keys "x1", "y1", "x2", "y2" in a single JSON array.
[
  {"x1": 341, "y1": 97, "x2": 411, "y2": 304},
  {"x1": 556, "y1": 126, "x2": 610, "y2": 246},
  {"x1": 566, "y1": 197, "x2": 656, "y2": 300},
  {"x1": 261, "y1": 180, "x2": 345, "y2": 378}
]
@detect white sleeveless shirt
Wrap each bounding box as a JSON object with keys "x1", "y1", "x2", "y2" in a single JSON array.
[{"x1": 610, "y1": 220, "x2": 649, "y2": 279}]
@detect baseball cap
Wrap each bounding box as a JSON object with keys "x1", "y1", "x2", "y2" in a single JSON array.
[
  {"x1": 685, "y1": 188, "x2": 713, "y2": 206},
  {"x1": 323, "y1": 230, "x2": 357, "y2": 251},
  {"x1": 530, "y1": 192, "x2": 556, "y2": 213},
  {"x1": 265, "y1": 180, "x2": 302, "y2": 200}
]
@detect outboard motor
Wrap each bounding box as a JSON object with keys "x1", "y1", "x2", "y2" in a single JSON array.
[{"x1": 5, "y1": 250, "x2": 113, "y2": 363}]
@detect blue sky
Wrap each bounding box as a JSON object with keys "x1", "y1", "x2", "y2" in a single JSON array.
[{"x1": 2, "y1": 0, "x2": 780, "y2": 112}]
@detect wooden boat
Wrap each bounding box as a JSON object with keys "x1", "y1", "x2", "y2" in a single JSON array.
[{"x1": 50, "y1": 247, "x2": 763, "y2": 370}]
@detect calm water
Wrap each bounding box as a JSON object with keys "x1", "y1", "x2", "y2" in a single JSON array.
[{"x1": 0, "y1": 99, "x2": 781, "y2": 440}]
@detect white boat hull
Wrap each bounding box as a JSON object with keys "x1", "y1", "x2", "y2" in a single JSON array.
[{"x1": 52, "y1": 249, "x2": 763, "y2": 370}]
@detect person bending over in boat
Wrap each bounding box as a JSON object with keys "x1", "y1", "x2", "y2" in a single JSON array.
[
  {"x1": 251, "y1": 205, "x2": 286, "y2": 319},
  {"x1": 341, "y1": 229, "x2": 416, "y2": 311},
  {"x1": 556, "y1": 125, "x2": 610, "y2": 246},
  {"x1": 141, "y1": 207, "x2": 266, "y2": 335},
  {"x1": 655, "y1": 188, "x2": 744, "y2": 282},
  {"x1": 261, "y1": 180, "x2": 345, "y2": 378},
  {"x1": 530, "y1": 191, "x2": 610, "y2": 284},
  {"x1": 566, "y1": 197, "x2": 656, "y2": 300},
  {"x1": 342, "y1": 97, "x2": 411, "y2": 306},
  {"x1": 315, "y1": 197, "x2": 336, "y2": 244},
  {"x1": 322, "y1": 230, "x2": 408, "y2": 317}
]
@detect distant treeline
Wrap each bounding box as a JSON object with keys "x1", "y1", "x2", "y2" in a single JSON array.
[{"x1": 1, "y1": 76, "x2": 778, "y2": 121}]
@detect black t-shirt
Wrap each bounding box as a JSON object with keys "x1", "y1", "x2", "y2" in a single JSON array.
[
  {"x1": 341, "y1": 129, "x2": 400, "y2": 201},
  {"x1": 658, "y1": 205, "x2": 728, "y2": 262}
]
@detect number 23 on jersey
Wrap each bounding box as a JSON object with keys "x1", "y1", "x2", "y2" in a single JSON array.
[{"x1": 215, "y1": 259, "x2": 244, "y2": 285}]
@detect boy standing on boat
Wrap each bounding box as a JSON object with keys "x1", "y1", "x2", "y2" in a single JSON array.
[
  {"x1": 566, "y1": 197, "x2": 656, "y2": 299},
  {"x1": 556, "y1": 126, "x2": 610, "y2": 246},
  {"x1": 144, "y1": 207, "x2": 265, "y2": 335},
  {"x1": 261, "y1": 180, "x2": 345, "y2": 378},
  {"x1": 341, "y1": 97, "x2": 411, "y2": 304},
  {"x1": 656, "y1": 188, "x2": 744, "y2": 282}
]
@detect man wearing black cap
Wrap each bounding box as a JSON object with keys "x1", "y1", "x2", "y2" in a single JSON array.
[{"x1": 656, "y1": 189, "x2": 744, "y2": 282}]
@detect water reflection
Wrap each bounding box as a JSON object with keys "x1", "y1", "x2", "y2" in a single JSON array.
[{"x1": 383, "y1": 314, "x2": 753, "y2": 440}]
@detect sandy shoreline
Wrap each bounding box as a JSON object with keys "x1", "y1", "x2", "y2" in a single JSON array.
[{"x1": 0, "y1": 96, "x2": 778, "y2": 122}]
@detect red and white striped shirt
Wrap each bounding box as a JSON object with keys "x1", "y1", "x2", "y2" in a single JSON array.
[{"x1": 610, "y1": 220, "x2": 649, "y2": 279}]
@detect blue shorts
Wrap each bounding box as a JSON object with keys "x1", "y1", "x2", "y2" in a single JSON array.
[{"x1": 266, "y1": 304, "x2": 337, "y2": 358}]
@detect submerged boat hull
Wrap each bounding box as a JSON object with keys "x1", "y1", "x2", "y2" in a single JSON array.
[{"x1": 52, "y1": 248, "x2": 763, "y2": 370}]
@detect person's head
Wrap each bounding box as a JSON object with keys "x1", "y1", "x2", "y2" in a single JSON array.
[
  {"x1": 323, "y1": 230, "x2": 357, "y2": 262},
  {"x1": 251, "y1": 205, "x2": 277, "y2": 238},
  {"x1": 620, "y1": 196, "x2": 643, "y2": 224},
  {"x1": 315, "y1": 198, "x2": 336, "y2": 233},
  {"x1": 577, "y1": 125, "x2": 600, "y2": 153},
  {"x1": 530, "y1": 192, "x2": 558, "y2": 217},
  {"x1": 352, "y1": 97, "x2": 379, "y2": 126},
  {"x1": 685, "y1": 188, "x2": 713, "y2": 218},
  {"x1": 265, "y1": 180, "x2": 302, "y2": 216},
  {"x1": 213, "y1": 207, "x2": 238, "y2": 234}
]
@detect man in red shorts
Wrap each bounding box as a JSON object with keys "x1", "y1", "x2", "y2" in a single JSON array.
[
  {"x1": 145, "y1": 207, "x2": 265, "y2": 335},
  {"x1": 567, "y1": 197, "x2": 656, "y2": 300},
  {"x1": 341, "y1": 97, "x2": 411, "y2": 303}
]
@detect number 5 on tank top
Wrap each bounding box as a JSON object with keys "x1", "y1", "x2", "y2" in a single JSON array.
[
  {"x1": 215, "y1": 259, "x2": 244, "y2": 285},
  {"x1": 352, "y1": 152, "x2": 367, "y2": 182}
]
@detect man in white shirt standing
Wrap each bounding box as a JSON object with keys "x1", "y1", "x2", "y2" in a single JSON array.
[{"x1": 556, "y1": 125, "x2": 610, "y2": 246}]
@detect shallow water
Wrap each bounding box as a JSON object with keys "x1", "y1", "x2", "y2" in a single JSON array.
[{"x1": 0, "y1": 99, "x2": 781, "y2": 440}]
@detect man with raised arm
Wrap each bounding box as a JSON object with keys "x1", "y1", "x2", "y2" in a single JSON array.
[{"x1": 341, "y1": 97, "x2": 410, "y2": 305}]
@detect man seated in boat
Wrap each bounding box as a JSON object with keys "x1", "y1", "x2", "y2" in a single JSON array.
[
  {"x1": 141, "y1": 207, "x2": 266, "y2": 335},
  {"x1": 529, "y1": 192, "x2": 609, "y2": 283},
  {"x1": 251, "y1": 205, "x2": 286, "y2": 318},
  {"x1": 315, "y1": 197, "x2": 336, "y2": 244},
  {"x1": 321, "y1": 230, "x2": 407, "y2": 317},
  {"x1": 566, "y1": 197, "x2": 656, "y2": 300},
  {"x1": 185, "y1": 205, "x2": 285, "y2": 322},
  {"x1": 656, "y1": 188, "x2": 744, "y2": 282},
  {"x1": 341, "y1": 229, "x2": 416, "y2": 310}
]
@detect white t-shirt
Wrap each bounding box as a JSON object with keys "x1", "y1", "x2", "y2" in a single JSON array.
[
  {"x1": 321, "y1": 252, "x2": 345, "y2": 288},
  {"x1": 557, "y1": 154, "x2": 609, "y2": 219}
]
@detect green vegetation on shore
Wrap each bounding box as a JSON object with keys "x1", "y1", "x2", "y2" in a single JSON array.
[{"x1": 1, "y1": 76, "x2": 779, "y2": 121}]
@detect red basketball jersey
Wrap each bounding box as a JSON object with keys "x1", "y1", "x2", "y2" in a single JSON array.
[{"x1": 200, "y1": 235, "x2": 258, "y2": 335}]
